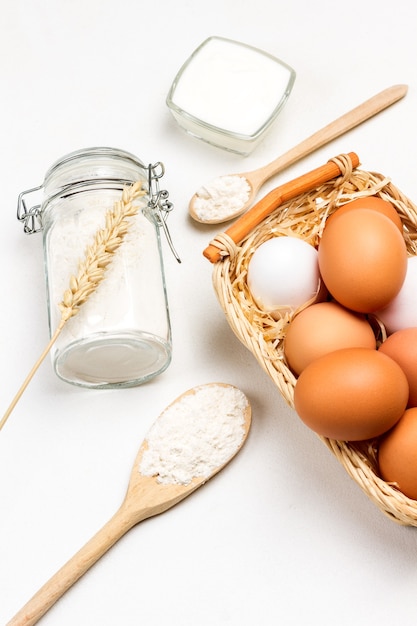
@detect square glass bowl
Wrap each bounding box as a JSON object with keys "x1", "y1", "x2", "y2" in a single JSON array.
[{"x1": 166, "y1": 36, "x2": 296, "y2": 155}]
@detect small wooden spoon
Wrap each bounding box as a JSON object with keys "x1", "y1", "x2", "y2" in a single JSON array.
[
  {"x1": 7, "y1": 383, "x2": 251, "y2": 626},
  {"x1": 189, "y1": 84, "x2": 408, "y2": 224}
]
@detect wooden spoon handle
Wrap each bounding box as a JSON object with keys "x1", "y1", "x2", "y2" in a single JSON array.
[
  {"x1": 203, "y1": 152, "x2": 360, "y2": 263},
  {"x1": 249, "y1": 84, "x2": 407, "y2": 187},
  {"x1": 7, "y1": 507, "x2": 136, "y2": 626}
]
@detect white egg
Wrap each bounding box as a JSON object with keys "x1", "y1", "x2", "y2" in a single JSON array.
[
  {"x1": 376, "y1": 256, "x2": 417, "y2": 333},
  {"x1": 247, "y1": 236, "x2": 321, "y2": 315}
]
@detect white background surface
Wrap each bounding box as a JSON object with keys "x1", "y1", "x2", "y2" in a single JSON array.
[{"x1": 1, "y1": 1, "x2": 417, "y2": 624}]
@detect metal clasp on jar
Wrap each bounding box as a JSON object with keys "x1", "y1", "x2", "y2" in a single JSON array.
[
  {"x1": 146, "y1": 162, "x2": 181, "y2": 263},
  {"x1": 17, "y1": 185, "x2": 44, "y2": 234}
]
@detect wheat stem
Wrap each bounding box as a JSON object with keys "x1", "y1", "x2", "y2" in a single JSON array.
[
  {"x1": 0, "y1": 319, "x2": 66, "y2": 431},
  {"x1": 0, "y1": 181, "x2": 146, "y2": 431}
]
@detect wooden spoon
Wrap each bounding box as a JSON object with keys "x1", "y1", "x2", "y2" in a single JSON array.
[
  {"x1": 6, "y1": 383, "x2": 251, "y2": 626},
  {"x1": 189, "y1": 84, "x2": 408, "y2": 224}
]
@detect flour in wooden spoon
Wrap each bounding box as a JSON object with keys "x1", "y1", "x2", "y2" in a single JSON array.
[
  {"x1": 139, "y1": 384, "x2": 248, "y2": 485},
  {"x1": 193, "y1": 175, "x2": 251, "y2": 222}
]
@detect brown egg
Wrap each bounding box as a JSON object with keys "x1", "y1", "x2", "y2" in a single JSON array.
[
  {"x1": 327, "y1": 196, "x2": 403, "y2": 232},
  {"x1": 293, "y1": 347, "x2": 409, "y2": 441},
  {"x1": 379, "y1": 327, "x2": 417, "y2": 408},
  {"x1": 378, "y1": 407, "x2": 417, "y2": 500},
  {"x1": 284, "y1": 301, "x2": 376, "y2": 376},
  {"x1": 318, "y1": 208, "x2": 407, "y2": 313}
]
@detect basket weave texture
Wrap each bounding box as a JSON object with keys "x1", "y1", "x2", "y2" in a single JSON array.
[{"x1": 211, "y1": 153, "x2": 417, "y2": 526}]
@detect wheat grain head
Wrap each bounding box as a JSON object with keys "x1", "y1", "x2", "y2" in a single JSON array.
[{"x1": 58, "y1": 180, "x2": 147, "y2": 322}]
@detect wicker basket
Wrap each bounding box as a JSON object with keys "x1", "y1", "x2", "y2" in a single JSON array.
[{"x1": 208, "y1": 153, "x2": 417, "y2": 526}]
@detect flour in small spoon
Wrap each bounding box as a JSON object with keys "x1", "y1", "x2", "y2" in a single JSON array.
[
  {"x1": 139, "y1": 385, "x2": 248, "y2": 485},
  {"x1": 193, "y1": 175, "x2": 250, "y2": 221}
]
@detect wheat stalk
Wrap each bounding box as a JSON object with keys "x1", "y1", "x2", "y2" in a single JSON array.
[{"x1": 0, "y1": 180, "x2": 147, "y2": 431}]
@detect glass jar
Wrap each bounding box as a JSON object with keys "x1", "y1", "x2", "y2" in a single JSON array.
[{"x1": 17, "y1": 147, "x2": 180, "y2": 389}]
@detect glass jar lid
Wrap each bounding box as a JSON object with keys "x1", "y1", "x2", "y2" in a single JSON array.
[{"x1": 16, "y1": 146, "x2": 181, "y2": 262}]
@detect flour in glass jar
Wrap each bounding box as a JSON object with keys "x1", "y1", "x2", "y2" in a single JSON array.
[
  {"x1": 139, "y1": 384, "x2": 249, "y2": 485},
  {"x1": 46, "y1": 192, "x2": 169, "y2": 381}
]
